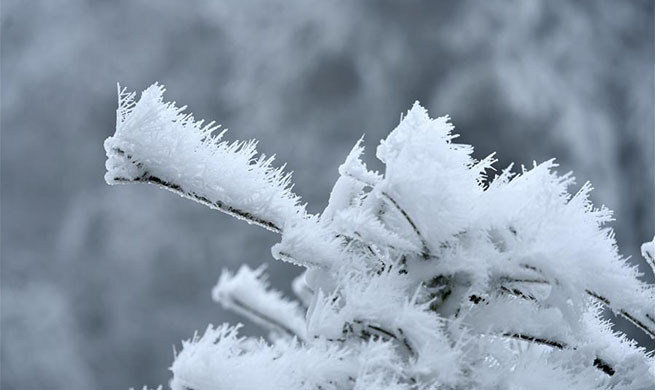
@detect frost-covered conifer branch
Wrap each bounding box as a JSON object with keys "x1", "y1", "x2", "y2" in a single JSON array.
[{"x1": 106, "y1": 85, "x2": 655, "y2": 389}]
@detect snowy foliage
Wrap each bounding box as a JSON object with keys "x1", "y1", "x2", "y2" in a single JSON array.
[{"x1": 106, "y1": 85, "x2": 655, "y2": 389}]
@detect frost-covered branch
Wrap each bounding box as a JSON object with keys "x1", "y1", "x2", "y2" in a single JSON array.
[
  {"x1": 104, "y1": 84, "x2": 306, "y2": 233},
  {"x1": 586, "y1": 289, "x2": 655, "y2": 340},
  {"x1": 338, "y1": 170, "x2": 431, "y2": 258},
  {"x1": 110, "y1": 148, "x2": 283, "y2": 232},
  {"x1": 107, "y1": 85, "x2": 655, "y2": 389},
  {"x1": 212, "y1": 265, "x2": 306, "y2": 340}
]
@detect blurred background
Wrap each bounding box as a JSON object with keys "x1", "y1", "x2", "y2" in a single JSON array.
[{"x1": 1, "y1": 0, "x2": 653, "y2": 388}]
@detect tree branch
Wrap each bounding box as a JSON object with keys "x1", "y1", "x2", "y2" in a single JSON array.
[
  {"x1": 466, "y1": 295, "x2": 617, "y2": 376},
  {"x1": 110, "y1": 148, "x2": 282, "y2": 233},
  {"x1": 500, "y1": 333, "x2": 615, "y2": 376},
  {"x1": 228, "y1": 297, "x2": 304, "y2": 340},
  {"x1": 585, "y1": 290, "x2": 655, "y2": 340},
  {"x1": 345, "y1": 319, "x2": 416, "y2": 358},
  {"x1": 340, "y1": 172, "x2": 431, "y2": 259},
  {"x1": 517, "y1": 263, "x2": 655, "y2": 340}
]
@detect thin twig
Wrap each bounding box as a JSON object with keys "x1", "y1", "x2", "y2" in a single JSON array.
[
  {"x1": 518, "y1": 262, "x2": 655, "y2": 340},
  {"x1": 498, "y1": 276, "x2": 549, "y2": 285},
  {"x1": 274, "y1": 250, "x2": 324, "y2": 268},
  {"x1": 110, "y1": 148, "x2": 282, "y2": 233},
  {"x1": 500, "y1": 333, "x2": 614, "y2": 376},
  {"x1": 341, "y1": 172, "x2": 431, "y2": 258},
  {"x1": 586, "y1": 290, "x2": 655, "y2": 339},
  {"x1": 499, "y1": 286, "x2": 537, "y2": 302},
  {"x1": 380, "y1": 192, "x2": 430, "y2": 259},
  {"x1": 502, "y1": 333, "x2": 565, "y2": 349},
  {"x1": 467, "y1": 297, "x2": 617, "y2": 376},
  {"x1": 348, "y1": 320, "x2": 416, "y2": 357},
  {"x1": 228, "y1": 297, "x2": 304, "y2": 340}
]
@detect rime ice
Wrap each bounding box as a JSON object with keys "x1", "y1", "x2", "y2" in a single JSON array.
[{"x1": 106, "y1": 84, "x2": 655, "y2": 390}]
